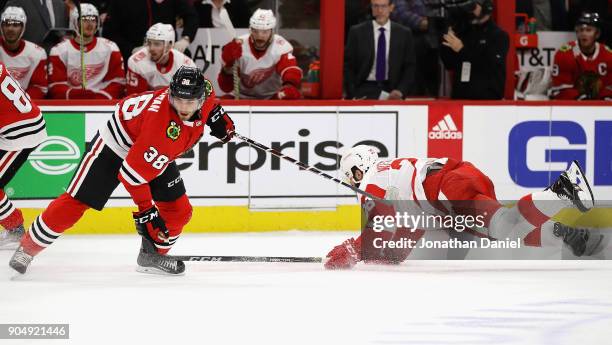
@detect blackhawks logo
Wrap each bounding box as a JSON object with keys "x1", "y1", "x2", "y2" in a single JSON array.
[
  {"x1": 166, "y1": 121, "x2": 181, "y2": 141},
  {"x1": 204, "y1": 79, "x2": 213, "y2": 98}
]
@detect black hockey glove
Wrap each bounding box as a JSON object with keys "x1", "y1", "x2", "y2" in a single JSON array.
[
  {"x1": 133, "y1": 206, "x2": 170, "y2": 251},
  {"x1": 207, "y1": 104, "x2": 235, "y2": 144}
]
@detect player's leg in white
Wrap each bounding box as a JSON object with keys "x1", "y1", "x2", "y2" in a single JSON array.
[{"x1": 488, "y1": 160, "x2": 596, "y2": 253}]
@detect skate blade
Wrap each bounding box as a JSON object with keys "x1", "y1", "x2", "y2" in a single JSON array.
[
  {"x1": 584, "y1": 233, "x2": 606, "y2": 257},
  {"x1": 135, "y1": 266, "x2": 185, "y2": 276}
]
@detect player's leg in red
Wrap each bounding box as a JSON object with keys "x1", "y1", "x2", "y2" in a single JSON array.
[
  {"x1": 0, "y1": 148, "x2": 36, "y2": 250},
  {"x1": 9, "y1": 137, "x2": 121, "y2": 274},
  {"x1": 134, "y1": 164, "x2": 191, "y2": 275},
  {"x1": 153, "y1": 194, "x2": 192, "y2": 255}
]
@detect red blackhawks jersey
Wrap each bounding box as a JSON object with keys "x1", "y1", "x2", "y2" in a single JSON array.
[
  {"x1": 0, "y1": 62, "x2": 47, "y2": 151},
  {"x1": 222, "y1": 34, "x2": 301, "y2": 99},
  {"x1": 0, "y1": 39, "x2": 47, "y2": 99},
  {"x1": 99, "y1": 87, "x2": 214, "y2": 208},
  {"x1": 550, "y1": 41, "x2": 612, "y2": 100},
  {"x1": 127, "y1": 48, "x2": 196, "y2": 95},
  {"x1": 48, "y1": 37, "x2": 126, "y2": 99}
]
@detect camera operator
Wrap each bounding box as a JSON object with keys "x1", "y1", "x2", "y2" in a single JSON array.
[{"x1": 439, "y1": 0, "x2": 509, "y2": 99}]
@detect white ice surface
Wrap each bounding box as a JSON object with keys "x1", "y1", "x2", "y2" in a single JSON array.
[{"x1": 1, "y1": 231, "x2": 612, "y2": 345}]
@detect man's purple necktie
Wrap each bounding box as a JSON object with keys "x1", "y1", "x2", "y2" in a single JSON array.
[{"x1": 376, "y1": 27, "x2": 386, "y2": 82}]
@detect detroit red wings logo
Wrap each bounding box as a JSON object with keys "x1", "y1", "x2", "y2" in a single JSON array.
[
  {"x1": 68, "y1": 63, "x2": 105, "y2": 86},
  {"x1": 241, "y1": 66, "x2": 275, "y2": 88},
  {"x1": 6, "y1": 66, "x2": 30, "y2": 82}
]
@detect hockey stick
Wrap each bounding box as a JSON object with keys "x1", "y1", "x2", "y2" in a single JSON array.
[
  {"x1": 168, "y1": 255, "x2": 322, "y2": 263},
  {"x1": 218, "y1": 8, "x2": 240, "y2": 99},
  {"x1": 72, "y1": 0, "x2": 87, "y2": 90},
  {"x1": 234, "y1": 132, "x2": 385, "y2": 201}
]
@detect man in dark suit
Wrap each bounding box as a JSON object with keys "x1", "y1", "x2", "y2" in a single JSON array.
[
  {"x1": 3, "y1": 0, "x2": 68, "y2": 52},
  {"x1": 344, "y1": 0, "x2": 415, "y2": 100}
]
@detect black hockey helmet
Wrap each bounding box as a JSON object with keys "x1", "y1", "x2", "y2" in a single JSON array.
[
  {"x1": 575, "y1": 12, "x2": 601, "y2": 30},
  {"x1": 170, "y1": 66, "x2": 209, "y2": 101}
]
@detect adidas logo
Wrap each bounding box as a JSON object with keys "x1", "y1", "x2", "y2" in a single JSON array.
[{"x1": 428, "y1": 114, "x2": 463, "y2": 140}]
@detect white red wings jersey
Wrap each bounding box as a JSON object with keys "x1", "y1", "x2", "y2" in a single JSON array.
[
  {"x1": 48, "y1": 37, "x2": 126, "y2": 99},
  {"x1": 0, "y1": 39, "x2": 47, "y2": 99},
  {"x1": 359, "y1": 157, "x2": 449, "y2": 204},
  {"x1": 127, "y1": 48, "x2": 196, "y2": 95},
  {"x1": 550, "y1": 41, "x2": 612, "y2": 99},
  {"x1": 0, "y1": 62, "x2": 47, "y2": 151},
  {"x1": 99, "y1": 87, "x2": 218, "y2": 187},
  {"x1": 235, "y1": 34, "x2": 300, "y2": 99}
]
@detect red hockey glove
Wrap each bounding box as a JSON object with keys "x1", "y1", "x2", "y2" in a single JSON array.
[
  {"x1": 207, "y1": 104, "x2": 235, "y2": 143},
  {"x1": 273, "y1": 84, "x2": 301, "y2": 100},
  {"x1": 324, "y1": 237, "x2": 361, "y2": 270},
  {"x1": 133, "y1": 206, "x2": 170, "y2": 252},
  {"x1": 221, "y1": 39, "x2": 242, "y2": 68}
]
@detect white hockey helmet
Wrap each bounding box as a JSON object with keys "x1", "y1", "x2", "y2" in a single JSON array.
[
  {"x1": 340, "y1": 145, "x2": 379, "y2": 185},
  {"x1": 70, "y1": 3, "x2": 100, "y2": 34},
  {"x1": 1, "y1": 6, "x2": 27, "y2": 40},
  {"x1": 249, "y1": 9, "x2": 276, "y2": 30},
  {"x1": 146, "y1": 23, "x2": 175, "y2": 45}
]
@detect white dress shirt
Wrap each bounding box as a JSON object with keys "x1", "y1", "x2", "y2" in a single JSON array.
[
  {"x1": 202, "y1": 0, "x2": 231, "y2": 28},
  {"x1": 367, "y1": 19, "x2": 391, "y2": 81},
  {"x1": 42, "y1": 0, "x2": 55, "y2": 27}
]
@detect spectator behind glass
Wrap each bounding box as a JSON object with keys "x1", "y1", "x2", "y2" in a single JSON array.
[
  {"x1": 440, "y1": 0, "x2": 509, "y2": 100},
  {"x1": 344, "y1": 0, "x2": 416, "y2": 100},
  {"x1": 549, "y1": 13, "x2": 612, "y2": 100},
  {"x1": 2, "y1": 0, "x2": 68, "y2": 53},
  {"x1": 392, "y1": 0, "x2": 439, "y2": 96},
  {"x1": 103, "y1": 0, "x2": 198, "y2": 63},
  {"x1": 0, "y1": 6, "x2": 48, "y2": 99},
  {"x1": 195, "y1": 0, "x2": 250, "y2": 28},
  {"x1": 515, "y1": 0, "x2": 569, "y2": 31},
  {"x1": 218, "y1": 9, "x2": 302, "y2": 99},
  {"x1": 48, "y1": 3, "x2": 125, "y2": 99}
]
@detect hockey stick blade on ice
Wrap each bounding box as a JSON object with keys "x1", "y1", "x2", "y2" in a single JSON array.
[
  {"x1": 234, "y1": 132, "x2": 385, "y2": 201},
  {"x1": 169, "y1": 255, "x2": 322, "y2": 263}
]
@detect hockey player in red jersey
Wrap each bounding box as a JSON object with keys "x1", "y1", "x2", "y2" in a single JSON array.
[
  {"x1": 549, "y1": 13, "x2": 612, "y2": 100},
  {"x1": 9, "y1": 66, "x2": 235, "y2": 275},
  {"x1": 324, "y1": 146, "x2": 597, "y2": 269},
  {"x1": 218, "y1": 9, "x2": 302, "y2": 99},
  {"x1": 48, "y1": 3, "x2": 126, "y2": 99},
  {"x1": 0, "y1": 62, "x2": 47, "y2": 249},
  {"x1": 0, "y1": 7, "x2": 48, "y2": 99},
  {"x1": 127, "y1": 23, "x2": 196, "y2": 95}
]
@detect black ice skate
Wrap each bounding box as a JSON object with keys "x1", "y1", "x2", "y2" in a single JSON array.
[
  {"x1": 0, "y1": 224, "x2": 24, "y2": 250},
  {"x1": 136, "y1": 237, "x2": 185, "y2": 275},
  {"x1": 546, "y1": 160, "x2": 594, "y2": 212},
  {"x1": 553, "y1": 222, "x2": 604, "y2": 257},
  {"x1": 9, "y1": 245, "x2": 33, "y2": 274}
]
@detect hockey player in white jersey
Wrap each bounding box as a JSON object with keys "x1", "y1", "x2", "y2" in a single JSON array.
[
  {"x1": 324, "y1": 146, "x2": 599, "y2": 269},
  {"x1": 0, "y1": 6, "x2": 47, "y2": 99},
  {"x1": 126, "y1": 23, "x2": 196, "y2": 95},
  {"x1": 218, "y1": 9, "x2": 302, "y2": 99},
  {"x1": 48, "y1": 3, "x2": 125, "y2": 99}
]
